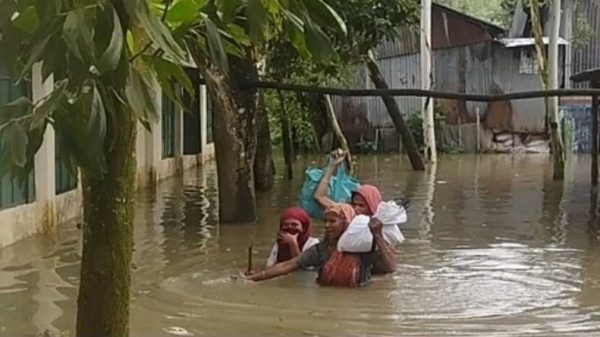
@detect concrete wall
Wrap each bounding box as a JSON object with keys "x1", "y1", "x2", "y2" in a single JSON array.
[{"x1": 0, "y1": 66, "x2": 215, "y2": 248}]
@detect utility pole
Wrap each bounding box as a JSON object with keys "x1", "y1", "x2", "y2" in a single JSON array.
[
  {"x1": 549, "y1": 0, "x2": 566, "y2": 179},
  {"x1": 421, "y1": 0, "x2": 437, "y2": 162},
  {"x1": 562, "y1": 0, "x2": 573, "y2": 89}
]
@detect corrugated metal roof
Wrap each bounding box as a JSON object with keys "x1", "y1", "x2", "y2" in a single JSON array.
[{"x1": 497, "y1": 37, "x2": 569, "y2": 48}]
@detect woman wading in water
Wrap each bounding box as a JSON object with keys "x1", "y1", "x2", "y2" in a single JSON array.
[
  {"x1": 265, "y1": 207, "x2": 319, "y2": 267},
  {"x1": 245, "y1": 204, "x2": 388, "y2": 287},
  {"x1": 313, "y1": 151, "x2": 398, "y2": 274}
]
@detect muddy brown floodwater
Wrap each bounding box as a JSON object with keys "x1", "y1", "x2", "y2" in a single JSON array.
[{"x1": 1, "y1": 154, "x2": 600, "y2": 337}]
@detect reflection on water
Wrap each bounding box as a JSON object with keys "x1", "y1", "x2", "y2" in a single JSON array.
[{"x1": 2, "y1": 155, "x2": 600, "y2": 336}]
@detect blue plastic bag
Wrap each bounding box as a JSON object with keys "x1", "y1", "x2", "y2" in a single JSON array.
[{"x1": 298, "y1": 161, "x2": 360, "y2": 219}]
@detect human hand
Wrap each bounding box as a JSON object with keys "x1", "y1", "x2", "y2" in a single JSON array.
[
  {"x1": 243, "y1": 270, "x2": 265, "y2": 282},
  {"x1": 277, "y1": 231, "x2": 299, "y2": 246},
  {"x1": 329, "y1": 148, "x2": 347, "y2": 167},
  {"x1": 368, "y1": 217, "x2": 383, "y2": 237}
]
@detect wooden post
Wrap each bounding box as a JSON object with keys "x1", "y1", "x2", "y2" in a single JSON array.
[
  {"x1": 364, "y1": 52, "x2": 425, "y2": 171},
  {"x1": 421, "y1": 0, "x2": 437, "y2": 162},
  {"x1": 592, "y1": 92, "x2": 599, "y2": 188},
  {"x1": 277, "y1": 90, "x2": 294, "y2": 180},
  {"x1": 476, "y1": 107, "x2": 481, "y2": 152},
  {"x1": 323, "y1": 94, "x2": 352, "y2": 171},
  {"x1": 458, "y1": 115, "x2": 462, "y2": 150}
]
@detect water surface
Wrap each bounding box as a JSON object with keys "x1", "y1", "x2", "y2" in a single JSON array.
[{"x1": 1, "y1": 155, "x2": 600, "y2": 336}]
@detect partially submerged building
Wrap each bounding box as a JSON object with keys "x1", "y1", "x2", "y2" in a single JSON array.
[
  {"x1": 332, "y1": 3, "x2": 570, "y2": 154},
  {"x1": 0, "y1": 62, "x2": 215, "y2": 248}
]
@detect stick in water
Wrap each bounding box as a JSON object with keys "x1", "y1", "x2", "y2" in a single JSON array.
[{"x1": 247, "y1": 243, "x2": 253, "y2": 273}]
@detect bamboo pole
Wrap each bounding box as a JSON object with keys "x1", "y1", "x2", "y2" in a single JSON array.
[
  {"x1": 548, "y1": 0, "x2": 566, "y2": 180},
  {"x1": 421, "y1": 0, "x2": 437, "y2": 162},
  {"x1": 323, "y1": 94, "x2": 352, "y2": 172},
  {"x1": 241, "y1": 81, "x2": 600, "y2": 101}
]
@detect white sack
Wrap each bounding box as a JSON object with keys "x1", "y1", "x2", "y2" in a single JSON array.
[{"x1": 337, "y1": 201, "x2": 406, "y2": 253}]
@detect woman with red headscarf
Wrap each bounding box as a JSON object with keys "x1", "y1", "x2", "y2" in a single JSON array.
[
  {"x1": 246, "y1": 203, "x2": 379, "y2": 287},
  {"x1": 265, "y1": 207, "x2": 319, "y2": 267},
  {"x1": 313, "y1": 150, "x2": 398, "y2": 274}
]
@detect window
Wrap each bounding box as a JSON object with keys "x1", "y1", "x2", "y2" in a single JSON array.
[
  {"x1": 206, "y1": 95, "x2": 213, "y2": 144},
  {"x1": 183, "y1": 82, "x2": 202, "y2": 155},
  {"x1": 0, "y1": 64, "x2": 35, "y2": 209},
  {"x1": 519, "y1": 48, "x2": 539, "y2": 74},
  {"x1": 162, "y1": 92, "x2": 176, "y2": 158},
  {"x1": 55, "y1": 134, "x2": 77, "y2": 194}
]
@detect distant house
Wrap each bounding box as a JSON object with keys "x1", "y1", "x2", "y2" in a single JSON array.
[
  {"x1": 508, "y1": 0, "x2": 600, "y2": 88},
  {"x1": 333, "y1": 3, "x2": 567, "y2": 153}
]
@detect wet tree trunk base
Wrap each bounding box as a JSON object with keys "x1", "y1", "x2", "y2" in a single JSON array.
[
  {"x1": 76, "y1": 106, "x2": 136, "y2": 337},
  {"x1": 190, "y1": 48, "x2": 258, "y2": 223},
  {"x1": 254, "y1": 91, "x2": 275, "y2": 190}
]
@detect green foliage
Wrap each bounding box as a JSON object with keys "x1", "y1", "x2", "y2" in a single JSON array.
[
  {"x1": 0, "y1": 0, "x2": 189, "y2": 180},
  {"x1": 572, "y1": 10, "x2": 595, "y2": 49},
  {"x1": 154, "y1": 0, "x2": 347, "y2": 78},
  {"x1": 435, "y1": 0, "x2": 515, "y2": 28}
]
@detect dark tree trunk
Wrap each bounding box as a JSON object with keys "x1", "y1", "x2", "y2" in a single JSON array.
[
  {"x1": 278, "y1": 90, "x2": 294, "y2": 180},
  {"x1": 190, "y1": 48, "x2": 258, "y2": 223},
  {"x1": 76, "y1": 100, "x2": 136, "y2": 337},
  {"x1": 254, "y1": 90, "x2": 275, "y2": 190},
  {"x1": 364, "y1": 53, "x2": 425, "y2": 171}
]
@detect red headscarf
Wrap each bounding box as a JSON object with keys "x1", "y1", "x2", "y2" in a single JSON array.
[
  {"x1": 276, "y1": 207, "x2": 312, "y2": 263},
  {"x1": 352, "y1": 184, "x2": 382, "y2": 215}
]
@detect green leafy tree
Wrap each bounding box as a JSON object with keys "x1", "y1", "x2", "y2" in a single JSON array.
[
  {"x1": 156, "y1": 0, "x2": 345, "y2": 222},
  {"x1": 0, "y1": 1, "x2": 190, "y2": 336},
  {"x1": 266, "y1": 0, "x2": 424, "y2": 168}
]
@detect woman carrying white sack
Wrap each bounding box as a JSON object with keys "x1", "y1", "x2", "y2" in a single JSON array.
[
  {"x1": 337, "y1": 196, "x2": 407, "y2": 254},
  {"x1": 315, "y1": 154, "x2": 405, "y2": 274}
]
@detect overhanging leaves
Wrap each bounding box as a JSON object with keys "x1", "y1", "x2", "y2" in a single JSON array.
[
  {"x1": 136, "y1": 2, "x2": 188, "y2": 64},
  {"x1": 205, "y1": 17, "x2": 230, "y2": 73},
  {"x1": 126, "y1": 67, "x2": 158, "y2": 130},
  {"x1": 246, "y1": 0, "x2": 268, "y2": 41},
  {"x1": 30, "y1": 79, "x2": 68, "y2": 130},
  {"x1": 89, "y1": 84, "x2": 107, "y2": 147},
  {"x1": 98, "y1": 6, "x2": 124, "y2": 74},
  {"x1": 12, "y1": 5, "x2": 40, "y2": 33},
  {"x1": 1, "y1": 122, "x2": 29, "y2": 168},
  {"x1": 63, "y1": 8, "x2": 95, "y2": 63},
  {"x1": 302, "y1": 0, "x2": 346, "y2": 36}
]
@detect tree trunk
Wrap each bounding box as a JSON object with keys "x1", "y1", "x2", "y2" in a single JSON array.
[
  {"x1": 323, "y1": 94, "x2": 352, "y2": 171},
  {"x1": 364, "y1": 52, "x2": 425, "y2": 171},
  {"x1": 278, "y1": 90, "x2": 294, "y2": 180},
  {"x1": 190, "y1": 49, "x2": 257, "y2": 223},
  {"x1": 254, "y1": 90, "x2": 275, "y2": 190},
  {"x1": 76, "y1": 101, "x2": 136, "y2": 337}
]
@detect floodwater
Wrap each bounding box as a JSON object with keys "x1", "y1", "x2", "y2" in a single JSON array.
[{"x1": 1, "y1": 154, "x2": 600, "y2": 337}]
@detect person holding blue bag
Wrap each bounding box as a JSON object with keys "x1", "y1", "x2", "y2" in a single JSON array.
[
  {"x1": 310, "y1": 149, "x2": 399, "y2": 275},
  {"x1": 298, "y1": 149, "x2": 359, "y2": 220}
]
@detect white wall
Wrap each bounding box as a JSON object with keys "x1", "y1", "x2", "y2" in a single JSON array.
[{"x1": 0, "y1": 71, "x2": 215, "y2": 248}]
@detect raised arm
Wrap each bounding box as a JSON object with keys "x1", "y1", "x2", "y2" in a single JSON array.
[
  {"x1": 245, "y1": 257, "x2": 300, "y2": 282},
  {"x1": 314, "y1": 151, "x2": 347, "y2": 210}
]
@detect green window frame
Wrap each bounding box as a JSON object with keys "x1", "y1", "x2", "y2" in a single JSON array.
[
  {"x1": 0, "y1": 65, "x2": 35, "y2": 209},
  {"x1": 206, "y1": 95, "x2": 213, "y2": 144},
  {"x1": 55, "y1": 134, "x2": 77, "y2": 194},
  {"x1": 162, "y1": 92, "x2": 176, "y2": 158}
]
